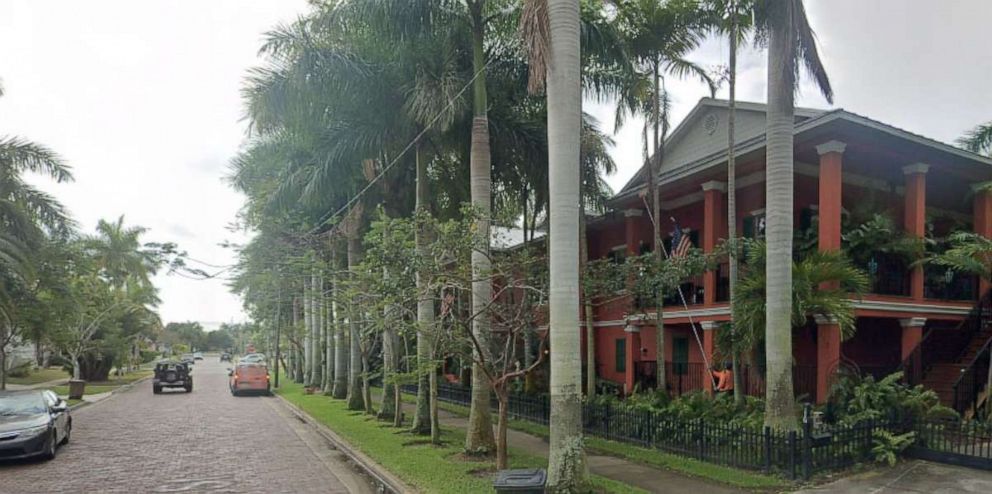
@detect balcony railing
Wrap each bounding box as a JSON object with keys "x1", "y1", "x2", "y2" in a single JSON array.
[
  {"x1": 860, "y1": 253, "x2": 910, "y2": 297},
  {"x1": 924, "y1": 265, "x2": 977, "y2": 301}
]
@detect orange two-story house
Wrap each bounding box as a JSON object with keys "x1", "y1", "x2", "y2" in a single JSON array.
[{"x1": 580, "y1": 98, "x2": 992, "y2": 411}]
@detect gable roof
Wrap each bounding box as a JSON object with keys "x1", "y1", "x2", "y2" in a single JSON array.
[
  {"x1": 617, "y1": 98, "x2": 825, "y2": 195},
  {"x1": 613, "y1": 98, "x2": 992, "y2": 203}
]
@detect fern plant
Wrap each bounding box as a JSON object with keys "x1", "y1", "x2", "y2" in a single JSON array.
[{"x1": 871, "y1": 429, "x2": 916, "y2": 466}]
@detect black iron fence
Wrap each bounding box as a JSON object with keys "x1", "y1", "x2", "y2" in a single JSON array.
[{"x1": 398, "y1": 382, "x2": 992, "y2": 478}]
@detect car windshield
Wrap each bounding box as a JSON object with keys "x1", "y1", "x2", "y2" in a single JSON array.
[{"x1": 0, "y1": 393, "x2": 47, "y2": 416}]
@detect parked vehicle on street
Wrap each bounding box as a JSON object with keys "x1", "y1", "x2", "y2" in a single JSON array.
[
  {"x1": 193, "y1": 352, "x2": 203, "y2": 360},
  {"x1": 228, "y1": 363, "x2": 270, "y2": 396},
  {"x1": 0, "y1": 390, "x2": 71, "y2": 461},
  {"x1": 153, "y1": 361, "x2": 193, "y2": 394},
  {"x1": 238, "y1": 353, "x2": 266, "y2": 365},
  {"x1": 180, "y1": 353, "x2": 195, "y2": 366},
  {"x1": 219, "y1": 353, "x2": 232, "y2": 362}
]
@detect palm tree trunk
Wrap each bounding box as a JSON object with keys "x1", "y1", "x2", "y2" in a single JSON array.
[
  {"x1": 303, "y1": 278, "x2": 313, "y2": 387},
  {"x1": 727, "y1": 3, "x2": 743, "y2": 406},
  {"x1": 346, "y1": 236, "x2": 366, "y2": 410},
  {"x1": 546, "y1": 0, "x2": 586, "y2": 488},
  {"x1": 651, "y1": 62, "x2": 666, "y2": 393},
  {"x1": 465, "y1": 6, "x2": 496, "y2": 454},
  {"x1": 311, "y1": 269, "x2": 322, "y2": 387},
  {"x1": 323, "y1": 275, "x2": 334, "y2": 395},
  {"x1": 380, "y1": 269, "x2": 397, "y2": 420},
  {"x1": 580, "y1": 198, "x2": 596, "y2": 397},
  {"x1": 412, "y1": 141, "x2": 435, "y2": 434},
  {"x1": 764, "y1": 1, "x2": 798, "y2": 430},
  {"x1": 333, "y1": 244, "x2": 349, "y2": 398}
]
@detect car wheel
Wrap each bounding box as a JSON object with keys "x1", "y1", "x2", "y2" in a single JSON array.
[
  {"x1": 185, "y1": 384, "x2": 193, "y2": 393},
  {"x1": 153, "y1": 385, "x2": 162, "y2": 394},
  {"x1": 60, "y1": 421, "x2": 71, "y2": 445},
  {"x1": 42, "y1": 431, "x2": 57, "y2": 460}
]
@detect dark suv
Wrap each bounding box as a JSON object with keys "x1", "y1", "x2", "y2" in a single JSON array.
[{"x1": 152, "y1": 361, "x2": 193, "y2": 394}]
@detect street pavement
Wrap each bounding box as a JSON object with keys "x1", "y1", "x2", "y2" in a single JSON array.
[{"x1": 0, "y1": 357, "x2": 373, "y2": 494}]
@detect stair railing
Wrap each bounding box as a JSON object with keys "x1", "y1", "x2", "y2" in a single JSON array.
[
  {"x1": 896, "y1": 290, "x2": 992, "y2": 387},
  {"x1": 952, "y1": 337, "x2": 992, "y2": 418}
]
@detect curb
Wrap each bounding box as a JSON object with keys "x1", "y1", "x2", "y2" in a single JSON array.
[{"x1": 273, "y1": 392, "x2": 412, "y2": 494}]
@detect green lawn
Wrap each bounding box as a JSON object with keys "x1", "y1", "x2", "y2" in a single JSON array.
[
  {"x1": 277, "y1": 381, "x2": 645, "y2": 494},
  {"x1": 50, "y1": 385, "x2": 121, "y2": 396},
  {"x1": 382, "y1": 388, "x2": 789, "y2": 491},
  {"x1": 6, "y1": 367, "x2": 70, "y2": 385}
]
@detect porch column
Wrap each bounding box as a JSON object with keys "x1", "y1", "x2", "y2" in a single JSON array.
[
  {"x1": 816, "y1": 141, "x2": 846, "y2": 254},
  {"x1": 702, "y1": 181, "x2": 727, "y2": 306},
  {"x1": 624, "y1": 209, "x2": 643, "y2": 256},
  {"x1": 899, "y1": 317, "x2": 926, "y2": 360},
  {"x1": 700, "y1": 321, "x2": 718, "y2": 394},
  {"x1": 624, "y1": 323, "x2": 641, "y2": 395},
  {"x1": 973, "y1": 187, "x2": 992, "y2": 296},
  {"x1": 904, "y1": 163, "x2": 930, "y2": 300},
  {"x1": 814, "y1": 315, "x2": 841, "y2": 404}
]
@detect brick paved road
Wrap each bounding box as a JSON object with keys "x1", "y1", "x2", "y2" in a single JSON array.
[{"x1": 0, "y1": 357, "x2": 373, "y2": 494}]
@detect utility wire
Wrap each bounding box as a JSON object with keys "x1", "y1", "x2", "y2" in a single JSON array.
[{"x1": 306, "y1": 56, "x2": 496, "y2": 236}]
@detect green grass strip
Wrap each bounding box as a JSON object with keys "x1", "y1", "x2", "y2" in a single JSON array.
[
  {"x1": 278, "y1": 382, "x2": 645, "y2": 494},
  {"x1": 382, "y1": 388, "x2": 788, "y2": 490},
  {"x1": 6, "y1": 367, "x2": 70, "y2": 385}
]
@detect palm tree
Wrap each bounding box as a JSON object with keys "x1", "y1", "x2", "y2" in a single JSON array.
[
  {"x1": 722, "y1": 242, "x2": 867, "y2": 400},
  {"x1": 707, "y1": 0, "x2": 754, "y2": 405},
  {"x1": 86, "y1": 216, "x2": 160, "y2": 291},
  {"x1": 614, "y1": 0, "x2": 715, "y2": 392},
  {"x1": 757, "y1": 0, "x2": 833, "y2": 429},
  {"x1": 958, "y1": 122, "x2": 992, "y2": 157},
  {"x1": 543, "y1": 0, "x2": 587, "y2": 488}
]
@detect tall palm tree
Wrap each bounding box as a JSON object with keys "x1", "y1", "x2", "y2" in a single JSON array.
[
  {"x1": 958, "y1": 122, "x2": 992, "y2": 157},
  {"x1": 757, "y1": 0, "x2": 832, "y2": 429},
  {"x1": 543, "y1": 0, "x2": 587, "y2": 487},
  {"x1": 615, "y1": 0, "x2": 715, "y2": 392},
  {"x1": 707, "y1": 0, "x2": 754, "y2": 405}
]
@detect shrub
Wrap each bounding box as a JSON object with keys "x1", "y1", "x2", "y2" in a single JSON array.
[
  {"x1": 826, "y1": 371, "x2": 958, "y2": 426},
  {"x1": 7, "y1": 361, "x2": 33, "y2": 378},
  {"x1": 871, "y1": 429, "x2": 916, "y2": 466},
  {"x1": 139, "y1": 350, "x2": 160, "y2": 364}
]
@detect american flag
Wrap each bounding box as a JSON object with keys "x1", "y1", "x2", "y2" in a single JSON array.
[{"x1": 671, "y1": 222, "x2": 692, "y2": 258}]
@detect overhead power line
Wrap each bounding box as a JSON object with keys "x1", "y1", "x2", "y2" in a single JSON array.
[{"x1": 306, "y1": 56, "x2": 496, "y2": 236}]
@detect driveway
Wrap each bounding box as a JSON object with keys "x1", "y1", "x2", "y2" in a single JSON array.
[
  {"x1": 0, "y1": 357, "x2": 372, "y2": 494},
  {"x1": 796, "y1": 460, "x2": 992, "y2": 493}
]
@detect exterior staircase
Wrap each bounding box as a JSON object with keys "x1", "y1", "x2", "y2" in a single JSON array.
[
  {"x1": 901, "y1": 292, "x2": 992, "y2": 415},
  {"x1": 922, "y1": 325, "x2": 992, "y2": 405}
]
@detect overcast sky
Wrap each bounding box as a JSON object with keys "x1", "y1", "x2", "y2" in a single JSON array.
[{"x1": 0, "y1": 1, "x2": 989, "y2": 328}]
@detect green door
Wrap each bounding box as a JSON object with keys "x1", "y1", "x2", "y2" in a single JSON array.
[{"x1": 673, "y1": 337, "x2": 688, "y2": 375}]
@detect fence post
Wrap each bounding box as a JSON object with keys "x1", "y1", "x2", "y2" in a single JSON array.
[
  {"x1": 698, "y1": 419, "x2": 706, "y2": 460},
  {"x1": 763, "y1": 426, "x2": 772, "y2": 473},
  {"x1": 802, "y1": 404, "x2": 813, "y2": 480},
  {"x1": 788, "y1": 430, "x2": 797, "y2": 480}
]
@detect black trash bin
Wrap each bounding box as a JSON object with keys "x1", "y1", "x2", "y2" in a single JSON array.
[{"x1": 493, "y1": 468, "x2": 546, "y2": 493}]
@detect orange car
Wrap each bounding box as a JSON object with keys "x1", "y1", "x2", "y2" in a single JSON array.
[{"x1": 228, "y1": 363, "x2": 270, "y2": 396}]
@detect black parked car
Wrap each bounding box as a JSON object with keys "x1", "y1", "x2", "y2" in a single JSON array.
[
  {"x1": 153, "y1": 361, "x2": 193, "y2": 394},
  {"x1": 0, "y1": 390, "x2": 71, "y2": 461},
  {"x1": 219, "y1": 353, "x2": 232, "y2": 362}
]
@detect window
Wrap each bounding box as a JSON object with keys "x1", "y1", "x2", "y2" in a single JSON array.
[
  {"x1": 743, "y1": 213, "x2": 766, "y2": 239},
  {"x1": 615, "y1": 338, "x2": 626, "y2": 373}
]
